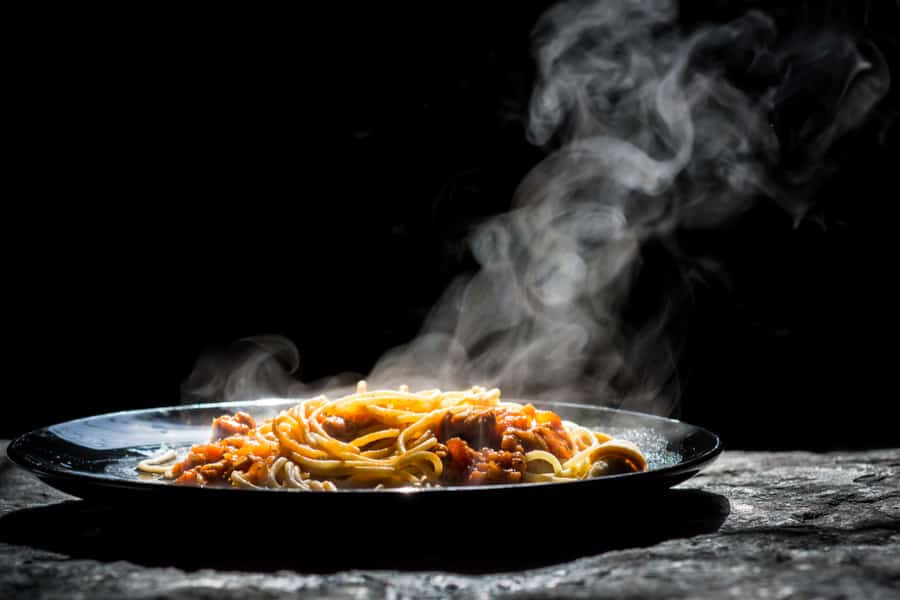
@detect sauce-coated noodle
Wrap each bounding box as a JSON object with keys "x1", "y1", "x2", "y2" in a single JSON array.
[{"x1": 138, "y1": 382, "x2": 647, "y2": 490}]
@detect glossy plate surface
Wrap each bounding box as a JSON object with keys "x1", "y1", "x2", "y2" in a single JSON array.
[{"x1": 7, "y1": 400, "x2": 722, "y2": 511}]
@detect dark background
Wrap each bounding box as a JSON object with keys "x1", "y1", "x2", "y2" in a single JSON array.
[{"x1": 8, "y1": 1, "x2": 898, "y2": 449}]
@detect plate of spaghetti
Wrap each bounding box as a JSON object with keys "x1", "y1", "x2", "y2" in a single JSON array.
[{"x1": 7, "y1": 383, "x2": 721, "y2": 510}]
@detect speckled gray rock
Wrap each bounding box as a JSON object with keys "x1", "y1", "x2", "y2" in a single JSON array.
[{"x1": 2, "y1": 442, "x2": 898, "y2": 599}]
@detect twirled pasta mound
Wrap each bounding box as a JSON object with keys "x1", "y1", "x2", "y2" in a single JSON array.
[{"x1": 138, "y1": 382, "x2": 647, "y2": 490}]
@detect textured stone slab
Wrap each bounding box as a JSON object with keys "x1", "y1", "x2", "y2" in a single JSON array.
[{"x1": 1, "y1": 442, "x2": 898, "y2": 599}]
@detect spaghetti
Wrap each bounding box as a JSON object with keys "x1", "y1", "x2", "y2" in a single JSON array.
[{"x1": 138, "y1": 382, "x2": 647, "y2": 490}]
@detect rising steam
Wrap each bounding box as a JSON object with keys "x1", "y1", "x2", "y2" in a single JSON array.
[{"x1": 184, "y1": 0, "x2": 889, "y2": 414}]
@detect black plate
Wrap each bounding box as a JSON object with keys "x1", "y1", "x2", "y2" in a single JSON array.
[{"x1": 7, "y1": 400, "x2": 721, "y2": 513}]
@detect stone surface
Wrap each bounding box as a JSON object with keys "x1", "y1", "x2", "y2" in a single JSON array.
[{"x1": 2, "y1": 441, "x2": 898, "y2": 599}]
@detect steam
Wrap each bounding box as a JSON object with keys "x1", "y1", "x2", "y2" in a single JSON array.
[
  {"x1": 183, "y1": 0, "x2": 889, "y2": 414},
  {"x1": 181, "y1": 335, "x2": 303, "y2": 404}
]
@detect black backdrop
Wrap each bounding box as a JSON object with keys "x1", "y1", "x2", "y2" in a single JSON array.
[{"x1": 8, "y1": 1, "x2": 898, "y2": 449}]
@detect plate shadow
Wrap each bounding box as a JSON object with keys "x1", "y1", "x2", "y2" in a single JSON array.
[{"x1": 0, "y1": 488, "x2": 729, "y2": 573}]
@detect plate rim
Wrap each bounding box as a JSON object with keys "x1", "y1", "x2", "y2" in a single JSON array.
[{"x1": 7, "y1": 399, "x2": 723, "y2": 495}]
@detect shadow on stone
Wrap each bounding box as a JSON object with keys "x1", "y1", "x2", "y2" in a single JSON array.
[{"x1": 0, "y1": 488, "x2": 728, "y2": 573}]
